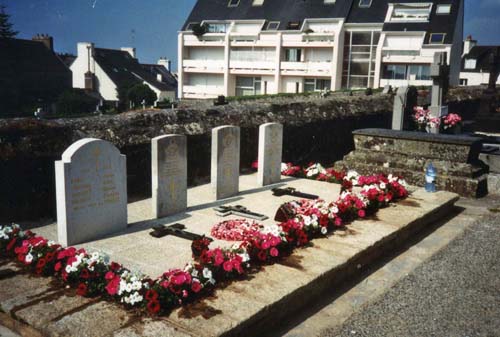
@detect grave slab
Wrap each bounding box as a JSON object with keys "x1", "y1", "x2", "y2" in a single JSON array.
[
  {"x1": 152, "y1": 135, "x2": 188, "y2": 218},
  {"x1": 258, "y1": 123, "x2": 283, "y2": 186},
  {"x1": 55, "y1": 138, "x2": 127, "y2": 246},
  {"x1": 211, "y1": 126, "x2": 240, "y2": 200}
]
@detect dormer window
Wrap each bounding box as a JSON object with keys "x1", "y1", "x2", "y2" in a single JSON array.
[
  {"x1": 359, "y1": 0, "x2": 372, "y2": 8},
  {"x1": 287, "y1": 21, "x2": 301, "y2": 30},
  {"x1": 206, "y1": 23, "x2": 229, "y2": 33},
  {"x1": 266, "y1": 21, "x2": 280, "y2": 31},
  {"x1": 436, "y1": 4, "x2": 452, "y2": 14},
  {"x1": 252, "y1": 0, "x2": 264, "y2": 5},
  {"x1": 465, "y1": 59, "x2": 476, "y2": 69},
  {"x1": 228, "y1": 0, "x2": 240, "y2": 7},
  {"x1": 429, "y1": 33, "x2": 446, "y2": 44},
  {"x1": 186, "y1": 22, "x2": 199, "y2": 31},
  {"x1": 390, "y1": 3, "x2": 432, "y2": 22},
  {"x1": 324, "y1": 0, "x2": 336, "y2": 4}
]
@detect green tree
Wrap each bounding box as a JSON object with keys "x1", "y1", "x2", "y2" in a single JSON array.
[
  {"x1": 55, "y1": 89, "x2": 99, "y2": 116},
  {"x1": 127, "y1": 83, "x2": 157, "y2": 107},
  {"x1": 0, "y1": 5, "x2": 18, "y2": 38}
]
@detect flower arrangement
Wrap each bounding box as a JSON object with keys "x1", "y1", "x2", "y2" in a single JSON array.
[
  {"x1": 413, "y1": 106, "x2": 440, "y2": 131},
  {"x1": 0, "y1": 166, "x2": 408, "y2": 317},
  {"x1": 442, "y1": 113, "x2": 462, "y2": 130}
]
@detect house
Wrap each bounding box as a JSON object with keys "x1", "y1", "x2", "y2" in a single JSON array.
[
  {"x1": 0, "y1": 35, "x2": 72, "y2": 116},
  {"x1": 70, "y1": 43, "x2": 177, "y2": 103},
  {"x1": 460, "y1": 36, "x2": 500, "y2": 86},
  {"x1": 178, "y1": 0, "x2": 464, "y2": 99}
]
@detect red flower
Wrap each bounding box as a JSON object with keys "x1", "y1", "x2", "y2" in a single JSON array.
[
  {"x1": 145, "y1": 289, "x2": 159, "y2": 301},
  {"x1": 223, "y1": 260, "x2": 233, "y2": 272},
  {"x1": 270, "y1": 247, "x2": 279, "y2": 257},
  {"x1": 105, "y1": 276, "x2": 120, "y2": 296},
  {"x1": 6, "y1": 238, "x2": 17, "y2": 251},
  {"x1": 358, "y1": 209, "x2": 366, "y2": 218},
  {"x1": 110, "y1": 262, "x2": 121, "y2": 271},
  {"x1": 105, "y1": 271, "x2": 115, "y2": 281},
  {"x1": 147, "y1": 300, "x2": 160, "y2": 314},
  {"x1": 54, "y1": 261, "x2": 62, "y2": 272},
  {"x1": 251, "y1": 160, "x2": 258, "y2": 169},
  {"x1": 191, "y1": 281, "x2": 202, "y2": 293},
  {"x1": 36, "y1": 258, "x2": 47, "y2": 269},
  {"x1": 76, "y1": 283, "x2": 88, "y2": 296},
  {"x1": 257, "y1": 250, "x2": 267, "y2": 261},
  {"x1": 80, "y1": 269, "x2": 90, "y2": 279}
]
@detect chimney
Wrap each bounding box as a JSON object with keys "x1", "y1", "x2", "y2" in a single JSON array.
[
  {"x1": 121, "y1": 47, "x2": 136, "y2": 58},
  {"x1": 463, "y1": 35, "x2": 477, "y2": 56},
  {"x1": 158, "y1": 57, "x2": 171, "y2": 71},
  {"x1": 77, "y1": 42, "x2": 96, "y2": 91},
  {"x1": 32, "y1": 34, "x2": 54, "y2": 51}
]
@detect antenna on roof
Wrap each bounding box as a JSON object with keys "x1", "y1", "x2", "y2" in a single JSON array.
[{"x1": 130, "y1": 29, "x2": 136, "y2": 48}]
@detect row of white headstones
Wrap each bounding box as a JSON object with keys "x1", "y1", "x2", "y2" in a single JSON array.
[{"x1": 55, "y1": 123, "x2": 283, "y2": 247}]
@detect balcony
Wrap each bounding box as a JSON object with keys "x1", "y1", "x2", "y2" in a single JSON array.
[
  {"x1": 183, "y1": 59, "x2": 225, "y2": 73},
  {"x1": 280, "y1": 62, "x2": 332, "y2": 76},
  {"x1": 183, "y1": 34, "x2": 225, "y2": 47},
  {"x1": 182, "y1": 85, "x2": 224, "y2": 99},
  {"x1": 229, "y1": 61, "x2": 276, "y2": 75}
]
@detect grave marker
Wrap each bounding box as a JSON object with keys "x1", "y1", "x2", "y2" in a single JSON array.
[
  {"x1": 152, "y1": 135, "x2": 187, "y2": 218},
  {"x1": 429, "y1": 52, "x2": 450, "y2": 127},
  {"x1": 211, "y1": 125, "x2": 240, "y2": 199},
  {"x1": 258, "y1": 122, "x2": 283, "y2": 186},
  {"x1": 392, "y1": 86, "x2": 417, "y2": 131},
  {"x1": 55, "y1": 138, "x2": 127, "y2": 246}
]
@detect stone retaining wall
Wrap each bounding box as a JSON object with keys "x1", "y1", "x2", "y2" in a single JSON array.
[{"x1": 0, "y1": 88, "x2": 492, "y2": 221}]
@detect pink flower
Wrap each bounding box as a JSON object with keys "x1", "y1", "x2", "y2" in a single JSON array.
[
  {"x1": 223, "y1": 260, "x2": 233, "y2": 272},
  {"x1": 358, "y1": 209, "x2": 366, "y2": 218},
  {"x1": 270, "y1": 247, "x2": 279, "y2": 257},
  {"x1": 191, "y1": 281, "x2": 202, "y2": 293}
]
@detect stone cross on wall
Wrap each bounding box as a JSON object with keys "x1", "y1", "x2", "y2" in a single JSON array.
[
  {"x1": 429, "y1": 52, "x2": 450, "y2": 120},
  {"x1": 392, "y1": 86, "x2": 418, "y2": 131}
]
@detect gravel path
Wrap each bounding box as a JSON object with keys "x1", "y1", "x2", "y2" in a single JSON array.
[{"x1": 326, "y1": 214, "x2": 500, "y2": 337}]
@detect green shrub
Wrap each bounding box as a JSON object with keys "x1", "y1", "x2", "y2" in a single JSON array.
[{"x1": 55, "y1": 89, "x2": 98, "y2": 115}]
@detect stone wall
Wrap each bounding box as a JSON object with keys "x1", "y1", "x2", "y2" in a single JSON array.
[{"x1": 0, "y1": 88, "x2": 491, "y2": 221}]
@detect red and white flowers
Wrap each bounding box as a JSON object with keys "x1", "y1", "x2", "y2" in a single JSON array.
[
  {"x1": 442, "y1": 113, "x2": 462, "y2": 130},
  {"x1": 0, "y1": 166, "x2": 408, "y2": 316}
]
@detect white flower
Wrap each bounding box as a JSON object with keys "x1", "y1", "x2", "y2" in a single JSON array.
[
  {"x1": 208, "y1": 278, "x2": 216, "y2": 285},
  {"x1": 125, "y1": 283, "x2": 133, "y2": 293},
  {"x1": 238, "y1": 252, "x2": 250, "y2": 263},
  {"x1": 379, "y1": 182, "x2": 386, "y2": 189},
  {"x1": 281, "y1": 163, "x2": 288, "y2": 172},
  {"x1": 202, "y1": 268, "x2": 213, "y2": 280},
  {"x1": 25, "y1": 253, "x2": 33, "y2": 263},
  {"x1": 321, "y1": 227, "x2": 328, "y2": 235},
  {"x1": 191, "y1": 269, "x2": 199, "y2": 278}
]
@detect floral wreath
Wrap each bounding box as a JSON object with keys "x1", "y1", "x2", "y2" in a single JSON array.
[{"x1": 210, "y1": 219, "x2": 262, "y2": 241}]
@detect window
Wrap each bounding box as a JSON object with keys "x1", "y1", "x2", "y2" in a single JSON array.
[
  {"x1": 465, "y1": 59, "x2": 477, "y2": 69},
  {"x1": 252, "y1": 0, "x2": 264, "y2": 5},
  {"x1": 324, "y1": 0, "x2": 336, "y2": 4},
  {"x1": 429, "y1": 33, "x2": 446, "y2": 44},
  {"x1": 228, "y1": 0, "x2": 240, "y2": 7},
  {"x1": 359, "y1": 0, "x2": 372, "y2": 8},
  {"x1": 304, "y1": 78, "x2": 331, "y2": 92},
  {"x1": 267, "y1": 21, "x2": 280, "y2": 31},
  {"x1": 186, "y1": 22, "x2": 199, "y2": 31},
  {"x1": 206, "y1": 23, "x2": 228, "y2": 33},
  {"x1": 285, "y1": 48, "x2": 302, "y2": 62},
  {"x1": 383, "y1": 64, "x2": 431, "y2": 81},
  {"x1": 390, "y1": 3, "x2": 432, "y2": 22},
  {"x1": 436, "y1": 4, "x2": 451, "y2": 14},
  {"x1": 235, "y1": 76, "x2": 261, "y2": 96},
  {"x1": 287, "y1": 21, "x2": 301, "y2": 30}
]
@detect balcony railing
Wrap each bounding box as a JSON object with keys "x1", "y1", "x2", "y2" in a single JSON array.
[
  {"x1": 183, "y1": 59, "x2": 225, "y2": 73},
  {"x1": 281, "y1": 61, "x2": 332, "y2": 75}
]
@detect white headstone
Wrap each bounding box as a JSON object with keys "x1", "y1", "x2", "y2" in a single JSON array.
[
  {"x1": 211, "y1": 125, "x2": 240, "y2": 200},
  {"x1": 152, "y1": 135, "x2": 187, "y2": 218},
  {"x1": 55, "y1": 138, "x2": 127, "y2": 246},
  {"x1": 392, "y1": 86, "x2": 409, "y2": 130},
  {"x1": 258, "y1": 123, "x2": 283, "y2": 186}
]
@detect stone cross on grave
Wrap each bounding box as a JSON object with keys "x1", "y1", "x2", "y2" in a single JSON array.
[{"x1": 429, "y1": 52, "x2": 450, "y2": 127}]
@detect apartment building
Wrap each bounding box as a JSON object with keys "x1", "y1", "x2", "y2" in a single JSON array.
[{"x1": 178, "y1": 0, "x2": 464, "y2": 99}]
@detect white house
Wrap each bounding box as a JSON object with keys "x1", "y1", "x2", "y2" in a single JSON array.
[
  {"x1": 178, "y1": 0, "x2": 464, "y2": 99},
  {"x1": 460, "y1": 36, "x2": 500, "y2": 86},
  {"x1": 71, "y1": 43, "x2": 177, "y2": 103}
]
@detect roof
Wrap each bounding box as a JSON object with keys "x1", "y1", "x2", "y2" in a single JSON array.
[
  {"x1": 182, "y1": 0, "x2": 353, "y2": 31},
  {"x1": 461, "y1": 45, "x2": 500, "y2": 73},
  {"x1": 93, "y1": 48, "x2": 173, "y2": 92},
  {"x1": 140, "y1": 64, "x2": 177, "y2": 91},
  {"x1": 183, "y1": 0, "x2": 462, "y2": 44},
  {"x1": 58, "y1": 53, "x2": 77, "y2": 68},
  {"x1": 0, "y1": 38, "x2": 71, "y2": 74}
]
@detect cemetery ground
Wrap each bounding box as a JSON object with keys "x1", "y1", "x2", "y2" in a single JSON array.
[{"x1": 2, "y1": 170, "x2": 498, "y2": 337}]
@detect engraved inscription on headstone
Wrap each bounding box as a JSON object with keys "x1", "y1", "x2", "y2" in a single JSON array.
[
  {"x1": 258, "y1": 123, "x2": 283, "y2": 186},
  {"x1": 55, "y1": 138, "x2": 127, "y2": 246},
  {"x1": 211, "y1": 125, "x2": 240, "y2": 200},
  {"x1": 152, "y1": 134, "x2": 187, "y2": 218}
]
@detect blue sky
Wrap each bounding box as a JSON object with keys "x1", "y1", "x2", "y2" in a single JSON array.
[{"x1": 3, "y1": 0, "x2": 500, "y2": 71}]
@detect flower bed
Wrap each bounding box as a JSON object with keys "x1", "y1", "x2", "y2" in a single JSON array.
[{"x1": 0, "y1": 164, "x2": 408, "y2": 316}]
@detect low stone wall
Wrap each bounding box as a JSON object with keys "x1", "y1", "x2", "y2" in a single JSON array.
[{"x1": 0, "y1": 88, "x2": 491, "y2": 221}]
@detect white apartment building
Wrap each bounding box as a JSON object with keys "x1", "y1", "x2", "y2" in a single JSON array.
[{"x1": 178, "y1": 0, "x2": 464, "y2": 99}]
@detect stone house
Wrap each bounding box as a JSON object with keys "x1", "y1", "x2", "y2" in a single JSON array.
[{"x1": 460, "y1": 36, "x2": 500, "y2": 86}]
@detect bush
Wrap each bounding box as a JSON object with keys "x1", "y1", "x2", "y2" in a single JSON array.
[
  {"x1": 55, "y1": 89, "x2": 99, "y2": 115},
  {"x1": 118, "y1": 83, "x2": 157, "y2": 110}
]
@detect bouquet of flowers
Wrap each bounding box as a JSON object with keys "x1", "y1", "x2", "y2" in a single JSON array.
[
  {"x1": 442, "y1": 113, "x2": 462, "y2": 130},
  {"x1": 413, "y1": 106, "x2": 440, "y2": 131}
]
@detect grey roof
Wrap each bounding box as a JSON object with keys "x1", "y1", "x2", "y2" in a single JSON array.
[
  {"x1": 182, "y1": 0, "x2": 353, "y2": 31},
  {"x1": 93, "y1": 48, "x2": 173, "y2": 92},
  {"x1": 183, "y1": 0, "x2": 462, "y2": 45},
  {"x1": 140, "y1": 64, "x2": 177, "y2": 91},
  {"x1": 461, "y1": 45, "x2": 500, "y2": 73}
]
